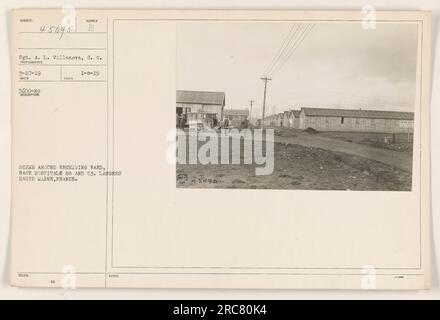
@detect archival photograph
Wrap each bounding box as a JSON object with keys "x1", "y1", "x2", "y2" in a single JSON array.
[{"x1": 175, "y1": 22, "x2": 418, "y2": 191}]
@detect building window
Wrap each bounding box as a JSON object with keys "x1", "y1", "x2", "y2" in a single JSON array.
[
  {"x1": 355, "y1": 118, "x2": 360, "y2": 125},
  {"x1": 341, "y1": 116, "x2": 345, "y2": 124}
]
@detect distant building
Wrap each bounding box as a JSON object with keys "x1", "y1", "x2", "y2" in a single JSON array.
[
  {"x1": 276, "y1": 113, "x2": 284, "y2": 127},
  {"x1": 176, "y1": 90, "x2": 226, "y2": 127},
  {"x1": 255, "y1": 118, "x2": 262, "y2": 127},
  {"x1": 299, "y1": 107, "x2": 414, "y2": 133},
  {"x1": 263, "y1": 113, "x2": 281, "y2": 127},
  {"x1": 282, "y1": 111, "x2": 290, "y2": 127},
  {"x1": 262, "y1": 107, "x2": 414, "y2": 132},
  {"x1": 223, "y1": 109, "x2": 249, "y2": 127},
  {"x1": 263, "y1": 114, "x2": 272, "y2": 127},
  {"x1": 288, "y1": 110, "x2": 301, "y2": 128}
]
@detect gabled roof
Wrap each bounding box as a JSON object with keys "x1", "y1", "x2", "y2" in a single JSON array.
[
  {"x1": 301, "y1": 107, "x2": 414, "y2": 120},
  {"x1": 177, "y1": 90, "x2": 225, "y2": 106},
  {"x1": 289, "y1": 110, "x2": 301, "y2": 117},
  {"x1": 224, "y1": 109, "x2": 249, "y2": 116}
]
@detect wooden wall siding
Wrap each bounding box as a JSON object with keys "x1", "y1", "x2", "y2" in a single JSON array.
[
  {"x1": 277, "y1": 117, "x2": 283, "y2": 127},
  {"x1": 227, "y1": 115, "x2": 248, "y2": 127},
  {"x1": 265, "y1": 116, "x2": 276, "y2": 127},
  {"x1": 177, "y1": 103, "x2": 224, "y2": 119},
  {"x1": 263, "y1": 115, "x2": 300, "y2": 128},
  {"x1": 303, "y1": 116, "x2": 414, "y2": 133},
  {"x1": 287, "y1": 116, "x2": 300, "y2": 128}
]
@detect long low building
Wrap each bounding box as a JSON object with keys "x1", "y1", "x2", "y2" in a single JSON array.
[
  {"x1": 263, "y1": 107, "x2": 414, "y2": 133},
  {"x1": 299, "y1": 107, "x2": 414, "y2": 133},
  {"x1": 286, "y1": 110, "x2": 301, "y2": 128},
  {"x1": 223, "y1": 108, "x2": 249, "y2": 127},
  {"x1": 263, "y1": 109, "x2": 301, "y2": 128}
]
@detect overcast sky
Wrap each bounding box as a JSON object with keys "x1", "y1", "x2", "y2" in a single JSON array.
[{"x1": 177, "y1": 22, "x2": 419, "y2": 117}]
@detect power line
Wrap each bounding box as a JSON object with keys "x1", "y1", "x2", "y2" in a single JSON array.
[
  {"x1": 270, "y1": 24, "x2": 315, "y2": 77},
  {"x1": 263, "y1": 24, "x2": 295, "y2": 76},
  {"x1": 267, "y1": 24, "x2": 303, "y2": 76},
  {"x1": 258, "y1": 23, "x2": 315, "y2": 123},
  {"x1": 263, "y1": 24, "x2": 301, "y2": 76},
  {"x1": 270, "y1": 24, "x2": 313, "y2": 76}
]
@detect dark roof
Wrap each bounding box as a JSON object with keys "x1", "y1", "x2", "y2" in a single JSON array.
[
  {"x1": 301, "y1": 107, "x2": 414, "y2": 120},
  {"x1": 187, "y1": 111, "x2": 218, "y2": 114},
  {"x1": 224, "y1": 109, "x2": 249, "y2": 116},
  {"x1": 177, "y1": 90, "x2": 225, "y2": 106},
  {"x1": 289, "y1": 110, "x2": 301, "y2": 117}
]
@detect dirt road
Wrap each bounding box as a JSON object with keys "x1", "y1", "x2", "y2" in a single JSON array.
[
  {"x1": 176, "y1": 131, "x2": 412, "y2": 190},
  {"x1": 274, "y1": 133, "x2": 413, "y2": 172}
]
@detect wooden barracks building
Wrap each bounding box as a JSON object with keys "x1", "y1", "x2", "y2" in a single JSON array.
[
  {"x1": 176, "y1": 90, "x2": 252, "y2": 128},
  {"x1": 298, "y1": 107, "x2": 414, "y2": 133},
  {"x1": 176, "y1": 90, "x2": 226, "y2": 119},
  {"x1": 176, "y1": 90, "x2": 226, "y2": 128},
  {"x1": 263, "y1": 110, "x2": 301, "y2": 128},
  {"x1": 223, "y1": 109, "x2": 250, "y2": 127},
  {"x1": 263, "y1": 107, "x2": 414, "y2": 133}
]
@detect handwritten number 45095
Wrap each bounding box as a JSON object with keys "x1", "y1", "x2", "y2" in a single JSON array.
[{"x1": 39, "y1": 26, "x2": 72, "y2": 40}]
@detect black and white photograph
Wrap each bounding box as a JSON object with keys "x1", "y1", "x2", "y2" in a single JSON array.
[
  {"x1": 176, "y1": 21, "x2": 418, "y2": 191},
  {"x1": 4, "y1": 7, "x2": 433, "y2": 295}
]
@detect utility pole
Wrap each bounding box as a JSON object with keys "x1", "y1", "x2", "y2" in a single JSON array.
[
  {"x1": 260, "y1": 76, "x2": 272, "y2": 129},
  {"x1": 249, "y1": 100, "x2": 254, "y2": 125}
]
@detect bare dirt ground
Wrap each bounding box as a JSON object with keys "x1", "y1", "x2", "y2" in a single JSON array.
[
  {"x1": 275, "y1": 128, "x2": 413, "y2": 152},
  {"x1": 317, "y1": 131, "x2": 413, "y2": 152},
  {"x1": 273, "y1": 129, "x2": 413, "y2": 172},
  {"x1": 176, "y1": 132, "x2": 412, "y2": 191}
]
